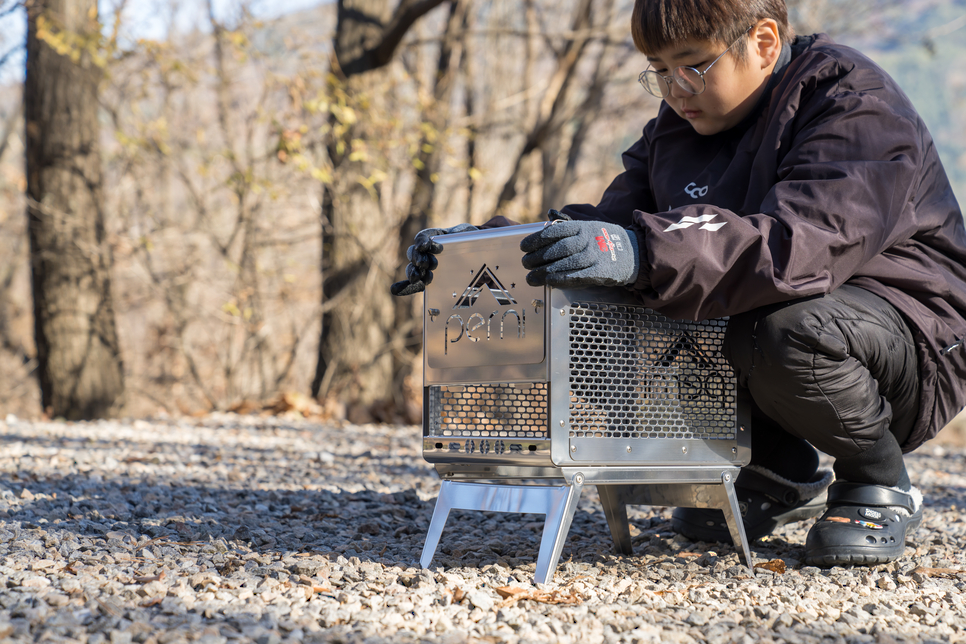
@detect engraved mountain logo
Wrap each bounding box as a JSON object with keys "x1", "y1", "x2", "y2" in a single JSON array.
[{"x1": 454, "y1": 264, "x2": 516, "y2": 308}]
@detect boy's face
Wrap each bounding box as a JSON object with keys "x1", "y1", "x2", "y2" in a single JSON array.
[{"x1": 646, "y1": 32, "x2": 776, "y2": 136}]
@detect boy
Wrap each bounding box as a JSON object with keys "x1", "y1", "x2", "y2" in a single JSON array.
[{"x1": 393, "y1": 0, "x2": 966, "y2": 567}]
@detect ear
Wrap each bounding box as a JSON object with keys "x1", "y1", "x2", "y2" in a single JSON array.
[{"x1": 750, "y1": 19, "x2": 782, "y2": 70}]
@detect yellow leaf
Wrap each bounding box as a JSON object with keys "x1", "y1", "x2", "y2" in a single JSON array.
[
  {"x1": 495, "y1": 586, "x2": 528, "y2": 599},
  {"x1": 332, "y1": 105, "x2": 357, "y2": 125},
  {"x1": 753, "y1": 559, "x2": 787, "y2": 574},
  {"x1": 310, "y1": 168, "x2": 332, "y2": 183}
]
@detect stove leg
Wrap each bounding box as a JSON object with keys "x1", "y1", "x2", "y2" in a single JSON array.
[
  {"x1": 419, "y1": 479, "x2": 583, "y2": 584},
  {"x1": 719, "y1": 471, "x2": 755, "y2": 572},
  {"x1": 598, "y1": 485, "x2": 633, "y2": 555},
  {"x1": 420, "y1": 480, "x2": 457, "y2": 571},
  {"x1": 533, "y1": 480, "x2": 582, "y2": 585}
]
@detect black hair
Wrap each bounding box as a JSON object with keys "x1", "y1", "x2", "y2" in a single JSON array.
[{"x1": 631, "y1": 0, "x2": 792, "y2": 61}]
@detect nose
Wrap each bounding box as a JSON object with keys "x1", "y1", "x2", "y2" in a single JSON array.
[{"x1": 668, "y1": 78, "x2": 691, "y2": 100}]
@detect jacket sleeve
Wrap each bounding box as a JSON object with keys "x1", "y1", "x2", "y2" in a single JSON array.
[{"x1": 631, "y1": 82, "x2": 924, "y2": 320}]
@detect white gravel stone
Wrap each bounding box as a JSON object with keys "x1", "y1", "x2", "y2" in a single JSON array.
[{"x1": 1, "y1": 416, "x2": 965, "y2": 642}]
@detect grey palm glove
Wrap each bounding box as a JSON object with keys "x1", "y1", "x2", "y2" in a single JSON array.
[
  {"x1": 520, "y1": 217, "x2": 639, "y2": 288},
  {"x1": 391, "y1": 223, "x2": 478, "y2": 296}
]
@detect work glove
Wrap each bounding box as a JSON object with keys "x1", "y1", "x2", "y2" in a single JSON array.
[
  {"x1": 390, "y1": 223, "x2": 478, "y2": 296},
  {"x1": 520, "y1": 211, "x2": 639, "y2": 288}
]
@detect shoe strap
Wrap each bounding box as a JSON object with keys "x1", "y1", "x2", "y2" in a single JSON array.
[
  {"x1": 826, "y1": 481, "x2": 914, "y2": 513},
  {"x1": 736, "y1": 468, "x2": 802, "y2": 507}
]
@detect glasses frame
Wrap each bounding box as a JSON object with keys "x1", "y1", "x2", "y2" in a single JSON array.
[{"x1": 639, "y1": 25, "x2": 755, "y2": 99}]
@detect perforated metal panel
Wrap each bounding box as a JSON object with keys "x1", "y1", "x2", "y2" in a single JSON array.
[
  {"x1": 427, "y1": 383, "x2": 549, "y2": 438},
  {"x1": 421, "y1": 224, "x2": 747, "y2": 470},
  {"x1": 567, "y1": 303, "x2": 736, "y2": 441}
]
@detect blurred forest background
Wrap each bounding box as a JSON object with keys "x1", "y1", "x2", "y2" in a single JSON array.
[{"x1": 0, "y1": 0, "x2": 964, "y2": 430}]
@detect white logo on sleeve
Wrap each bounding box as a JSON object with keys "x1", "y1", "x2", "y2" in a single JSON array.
[{"x1": 663, "y1": 214, "x2": 728, "y2": 233}]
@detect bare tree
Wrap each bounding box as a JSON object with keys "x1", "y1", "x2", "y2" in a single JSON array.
[
  {"x1": 389, "y1": 0, "x2": 468, "y2": 417},
  {"x1": 311, "y1": 0, "x2": 449, "y2": 421},
  {"x1": 100, "y1": 3, "x2": 327, "y2": 415},
  {"x1": 24, "y1": 0, "x2": 125, "y2": 419}
]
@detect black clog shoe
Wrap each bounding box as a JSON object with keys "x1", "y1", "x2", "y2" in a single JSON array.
[{"x1": 804, "y1": 481, "x2": 923, "y2": 567}]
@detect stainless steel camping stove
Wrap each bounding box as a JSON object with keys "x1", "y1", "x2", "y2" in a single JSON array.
[{"x1": 419, "y1": 223, "x2": 753, "y2": 583}]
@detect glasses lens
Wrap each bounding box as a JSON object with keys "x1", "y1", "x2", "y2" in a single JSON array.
[
  {"x1": 673, "y1": 67, "x2": 704, "y2": 95},
  {"x1": 640, "y1": 71, "x2": 669, "y2": 98}
]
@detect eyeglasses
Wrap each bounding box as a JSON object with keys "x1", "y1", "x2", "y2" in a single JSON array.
[{"x1": 639, "y1": 25, "x2": 754, "y2": 98}]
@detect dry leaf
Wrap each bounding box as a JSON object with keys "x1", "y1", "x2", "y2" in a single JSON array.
[
  {"x1": 134, "y1": 570, "x2": 166, "y2": 583},
  {"x1": 754, "y1": 559, "x2": 787, "y2": 574},
  {"x1": 495, "y1": 586, "x2": 528, "y2": 599},
  {"x1": 264, "y1": 392, "x2": 323, "y2": 417},
  {"x1": 452, "y1": 587, "x2": 466, "y2": 603},
  {"x1": 493, "y1": 586, "x2": 582, "y2": 606},
  {"x1": 227, "y1": 399, "x2": 261, "y2": 414},
  {"x1": 913, "y1": 566, "x2": 965, "y2": 578}
]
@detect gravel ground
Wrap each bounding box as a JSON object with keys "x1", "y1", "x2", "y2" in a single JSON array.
[{"x1": 2, "y1": 414, "x2": 966, "y2": 644}]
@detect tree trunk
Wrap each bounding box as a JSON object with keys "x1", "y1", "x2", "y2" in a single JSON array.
[
  {"x1": 24, "y1": 0, "x2": 125, "y2": 419},
  {"x1": 313, "y1": 0, "x2": 447, "y2": 420},
  {"x1": 391, "y1": 0, "x2": 465, "y2": 414},
  {"x1": 314, "y1": 124, "x2": 396, "y2": 416}
]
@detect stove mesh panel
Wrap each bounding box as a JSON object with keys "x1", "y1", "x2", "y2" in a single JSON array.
[
  {"x1": 568, "y1": 302, "x2": 736, "y2": 440},
  {"x1": 427, "y1": 383, "x2": 549, "y2": 438}
]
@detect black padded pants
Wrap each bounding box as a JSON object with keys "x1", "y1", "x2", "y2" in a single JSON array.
[{"x1": 723, "y1": 285, "x2": 919, "y2": 488}]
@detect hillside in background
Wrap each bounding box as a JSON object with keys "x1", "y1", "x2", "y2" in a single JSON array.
[{"x1": 838, "y1": 0, "x2": 966, "y2": 201}]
